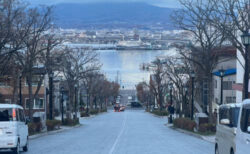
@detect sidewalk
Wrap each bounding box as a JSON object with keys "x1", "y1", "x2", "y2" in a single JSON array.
[
  {"x1": 29, "y1": 124, "x2": 82, "y2": 140},
  {"x1": 165, "y1": 123, "x2": 215, "y2": 143}
]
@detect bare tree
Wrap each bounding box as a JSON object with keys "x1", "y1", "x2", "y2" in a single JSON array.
[
  {"x1": 210, "y1": 0, "x2": 250, "y2": 98},
  {"x1": 14, "y1": 6, "x2": 55, "y2": 119},
  {"x1": 172, "y1": 0, "x2": 227, "y2": 121},
  {"x1": 142, "y1": 58, "x2": 168, "y2": 110},
  {"x1": 163, "y1": 56, "x2": 191, "y2": 117},
  {"x1": 136, "y1": 81, "x2": 153, "y2": 110},
  {"x1": 62, "y1": 47, "x2": 100, "y2": 117},
  {"x1": 0, "y1": 0, "x2": 28, "y2": 74}
]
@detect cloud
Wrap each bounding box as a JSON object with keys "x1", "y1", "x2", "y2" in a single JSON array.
[{"x1": 26, "y1": 0, "x2": 180, "y2": 8}]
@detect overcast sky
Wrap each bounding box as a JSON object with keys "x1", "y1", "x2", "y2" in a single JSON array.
[{"x1": 26, "y1": 0, "x2": 180, "y2": 8}]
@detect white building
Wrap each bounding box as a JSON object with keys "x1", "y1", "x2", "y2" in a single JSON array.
[{"x1": 212, "y1": 47, "x2": 237, "y2": 110}]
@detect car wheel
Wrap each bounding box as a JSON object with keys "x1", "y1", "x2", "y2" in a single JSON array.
[
  {"x1": 23, "y1": 137, "x2": 29, "y2": 152},
  {"x1": 215, "y1": 145, "x2": 219, "y2": 154},
  {"x1": 12, "y1": 140, "x2": 20, "y2": 154}
]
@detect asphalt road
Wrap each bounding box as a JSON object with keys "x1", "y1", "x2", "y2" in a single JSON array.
[{"x1": 10, "y1": 110, "x2": 214, "y2": 154}]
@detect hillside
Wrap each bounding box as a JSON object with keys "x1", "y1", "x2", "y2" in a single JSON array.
[{"x1": 54, "y1": 2, "x2": 176, "y2": 29}]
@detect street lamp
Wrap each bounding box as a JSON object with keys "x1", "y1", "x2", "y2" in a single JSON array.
[
  {"x1": 183, "y1": 85, "x2": 188, "y2": 118},
  {"x1": 60, "y1": 86, "x2": 64, "y2": 124},
  {"x1": 49, "y1": 72, "x2": 54, "y2": 120},
  {"x1": 168, "y1": 82, "x2": 174, "y2": 123},
  {"x1": 74, "y1": 84, "x2": 77, "y2": 119},
  {"x1": 191, "y1": 70, "x2": 195, "y2": 120},
  {"x1": 241, "y1": 32, "x2": 250, "y2": 99},
  {"x1": 169, "y1": 83, "x2": 173, "y2": 105},
  {"x1": 19, "y1": 75, "x2": 22, "y2": 106},
  {"x1": 219, "y1": 68, "x2": 225, "y2": 105}
]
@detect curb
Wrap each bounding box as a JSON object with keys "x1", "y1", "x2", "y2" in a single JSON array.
[
  {"x1": 168, "y1": 125, "x2": 215, "y2": 143},
  {"x1": 29, "y1": 124, "x2": 82, "y2": 140}
]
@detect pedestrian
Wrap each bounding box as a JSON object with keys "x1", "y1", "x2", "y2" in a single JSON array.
[{"x1": 168, "y1": 103, "x2": 175, "y2": 123}]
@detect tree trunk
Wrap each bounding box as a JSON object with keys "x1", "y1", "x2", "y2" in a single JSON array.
[
  {"x1": 207, "y1": 75, "x2": 213, "y2": 123},
  {"x1": 12, "y1": 72, "x2": 19, "y2": 104},
  {"x1": 27, "y1": 73, "x2": 34, "y2": 120}
]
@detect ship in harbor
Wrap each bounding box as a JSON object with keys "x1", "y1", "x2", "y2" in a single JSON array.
[{"x1": 117, "y1": 38, "x2": 161, "y2": 50}]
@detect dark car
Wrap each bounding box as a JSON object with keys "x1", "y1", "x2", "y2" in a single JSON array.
[{"x1": 131, "y1": 101, "x2": 142, "y2": 108}]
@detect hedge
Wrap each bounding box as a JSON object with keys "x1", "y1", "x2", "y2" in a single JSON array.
[
  {"x1": 28, "y1": 122, "x2": 42, "y2": 135},
  {"x1": 199, "y1": 123, "x2": 216, "y2": 133},
  {"x1": 173, "y1": 118, "x2": 196, "y2": 132},
  {"x1": 100, "y1": 108, "x2": 107, "y2": 113},
  {"x1": 46, "y1": 120, "x2": 61, "y2": 131},
  {"x1": 151, "y1": 110, "x2": 169, "y2": 116},
  {"x1": 80, "y1": 112, "x2": 90, "y2": 117},
  {"x1": 63, "y1": 118, "x2": 79, "y2": 126},
  {"x1": 89, "y1": 109, "x2": 99, "y2": 115}
]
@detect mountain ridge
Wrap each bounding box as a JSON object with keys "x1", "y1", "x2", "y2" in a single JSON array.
[{"x1": 53, "y1": 2, "x2": 176, "y2": 29}]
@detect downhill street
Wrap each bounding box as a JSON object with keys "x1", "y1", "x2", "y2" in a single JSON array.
[{"x1": 18, "y1": 110, "x2": 212, "y2": 154}]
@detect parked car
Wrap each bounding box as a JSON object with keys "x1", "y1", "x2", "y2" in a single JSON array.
[
  {"x1": 120, "y1": 105, "x2": 126, "y2": 111},
  {"x1": 215, "y1": 103, "x2": 241, "y2": 154},
  {"x1": 130, "y1": 101, "x2": 142, "y2": 108},
  {"x1": 0, "y1": 104, "x2": 29, "y2": 154},
  {"x1": 114, "y1": 104, "x2": 120, "y2": 112},
  {"x1": 236, "y1": 99, "x2": 250, "y2": 154}
]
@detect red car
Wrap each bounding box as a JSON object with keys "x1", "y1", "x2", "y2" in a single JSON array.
[{"x1": 114, "y1": 104, "x2": 120, "y2": 112}]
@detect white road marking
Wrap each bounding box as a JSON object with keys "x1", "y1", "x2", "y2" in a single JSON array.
[{"x1": 108, "y1": 113, "x2": 127, "y2": 154}]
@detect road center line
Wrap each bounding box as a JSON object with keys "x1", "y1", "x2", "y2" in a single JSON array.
[{"x1": 108, "y1": 113, "x2": 127, "y2": 154}]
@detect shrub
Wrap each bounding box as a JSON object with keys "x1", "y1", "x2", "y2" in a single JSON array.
[
  {"x1": 80, "y1": 112, "x2": 89, "y2": 117},
  {"x1": 28, "y1": 122, "x2": 42, "y2": 135},
  {"x1": 46, "y1": 120, "x2": 61, "y2": 131},
  {"x1": 151, "y1": 110, "x2": 169, "y2": 116},
  {"x1": 173, "y1": 118, "x2": 196, "y2": 132},
  {"x1": 89, "y1": 109, "x2": 99, "y2": 115},
  {"x1": 63, "y1": 118, "x2": 79, "y2": 126},
  {"x1": 100, "y1": 108, "x2": 107, "y2": 113},
  {"x1": 199, "y1": 123, "x2": 216, "y2": 133}
]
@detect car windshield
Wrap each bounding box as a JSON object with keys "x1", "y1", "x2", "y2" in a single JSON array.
[
  {"x1": 231, "y1": 107, "x2": 240, "y2": 127},
  {"x1": 0, "y1": 108, "x2": 13, "y2": 122},
  {"x1": 219, "y1": 107, "x2": 240, "y2": 127},
  {"x1": 240, "y1": 104, "x2": 250, "y2": 133}
]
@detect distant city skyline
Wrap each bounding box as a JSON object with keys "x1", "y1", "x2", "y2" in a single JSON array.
[{"x1": 26, "y1": 0, "x2": 180, "y2": 8}]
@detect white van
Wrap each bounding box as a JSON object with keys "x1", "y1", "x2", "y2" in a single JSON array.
[
  {"x1": 235, "y1": 99, "x2": 250, "y2": 154},
  {"x1": 215, "y1": 103, "x2": 241, "y2": 154},
  {"x1": 0, "y1": 104, "x2": 29, "y2": 154}
]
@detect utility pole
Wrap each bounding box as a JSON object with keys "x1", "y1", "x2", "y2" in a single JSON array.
[
  {"x1": 19, "y1": 75, "x2": 22, "y2": 106},
  {"x1": 49, "y1": 72, "x2": 53, "y2": 120},
  {"x1": 61, "y1": 87, "x2": 64, "y2": 124},
  {"x1": 191, "y1": 71, "x2": 195, "y2": 120}
]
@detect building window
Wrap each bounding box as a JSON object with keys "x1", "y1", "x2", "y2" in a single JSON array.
[
  {"x1": 226, "y1": 96, "x2": 236, "y2": 104},
  {"x1": 0, "y1": 77, "x2": 11, "y2": 87},
  {"x1": 25, "y1": 75, "x2": 44, "y2": 86},
  {"x1": 4, "y1": 99, "x2": 11, "y2": 104},
  {"x1": 25, "y1": 98, "x2": 44, "y2": 109},
  {"x1": 25, "y1": 99, "x2": 33, "y2": 109},
  {"x1": 223, "y1": 81, "x2": 235, "y2": 90},
  {"x1": 34, "y1": 98, "x2": 44, "y2": 109},
  {"x1": 0, "y1": 81, "x2": 7, "y2": 87}
]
